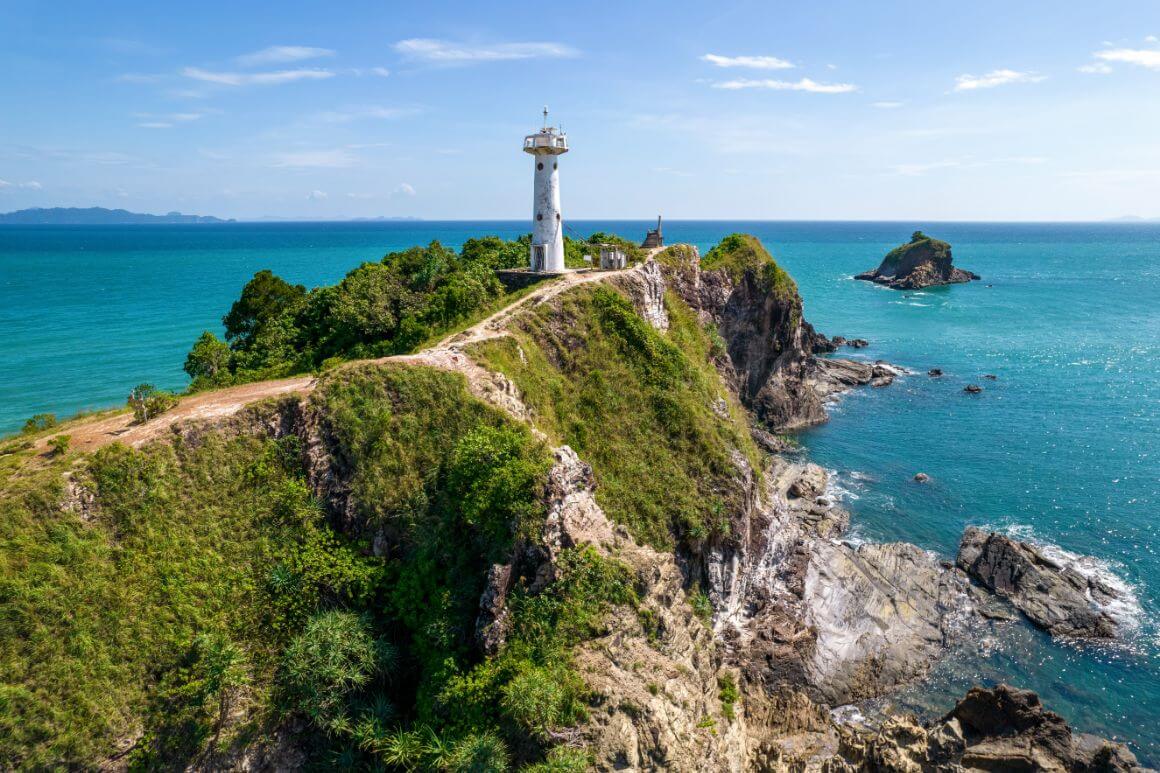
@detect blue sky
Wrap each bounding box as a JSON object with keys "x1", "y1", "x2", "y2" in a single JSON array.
[{"x1": 2, "y1": 0, "x2": 1159, "y2": 220}]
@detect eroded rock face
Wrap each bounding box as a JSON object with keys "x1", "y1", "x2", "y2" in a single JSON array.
[
  {"x1": 653, "y1": 250, "x2": 889, "y2": 432},
  {"x1": 957, "y1": 527, "x2": 1121, "y2": 638}
]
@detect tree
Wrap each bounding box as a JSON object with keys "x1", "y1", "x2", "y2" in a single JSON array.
[
  {"x1": 222, "y1": 270, "x2": 306, "y2": 350},
  {"x1": 282, "y1": 610, "x2": 392, "y2": 734},
  {"x1": 22, "y1": 413, "x2": 57, "y2": 434},
  {"x1": 184, "y1": 332, "x2": 232, "y2": 385}
]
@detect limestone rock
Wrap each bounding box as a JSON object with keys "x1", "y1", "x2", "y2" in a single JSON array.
[{"x1": 956, "y1": 527, "x2": 1120, "y2": 638}]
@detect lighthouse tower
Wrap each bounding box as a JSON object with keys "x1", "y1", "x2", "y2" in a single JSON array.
[{"x1": 523, "y1": 107, "x2": 569, "y2": 272}]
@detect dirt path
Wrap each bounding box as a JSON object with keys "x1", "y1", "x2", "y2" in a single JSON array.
[{"x1": 37, "y1": 264, "x2": 635, "y2": 455}]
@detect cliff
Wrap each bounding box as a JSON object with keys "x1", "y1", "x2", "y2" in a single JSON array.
[
  {"x1": 856, "y1": 231, "x2": 980, "y2": 289},
  {"x1": 1, "y1": 235, "x2": 1142, "y2": 771}
]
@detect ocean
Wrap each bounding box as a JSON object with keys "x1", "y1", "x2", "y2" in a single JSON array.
[{"x1": 1, "y1": 220, "x2": 1158, "y2": 760}]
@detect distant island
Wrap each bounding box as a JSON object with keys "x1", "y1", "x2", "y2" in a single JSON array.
[
  {"x1": 856, "y1": 230, "x2": 980, "y2": 289},
  {"x1": 0, "y1": 207, "x2": 233, "y2": 225}
]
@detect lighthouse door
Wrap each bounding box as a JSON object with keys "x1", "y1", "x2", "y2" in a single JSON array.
[{"x1": 532, "y1": 245, "x2": 545, "y2": 272}]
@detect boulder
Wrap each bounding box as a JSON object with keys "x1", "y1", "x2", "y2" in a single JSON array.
[
  {"x1": 788, "y1": 464, "x2": 827, "y2": 499},
  {"x1": 913, "y1": 472, "x2": 930, "y2": 483},
  {"x1": 964, "y1": 384, "x2": 983, "y2": 394},
  {"x1": 956, "y1": 527, "x2": 1120, "y2": 638},
  {"x1": 847, "y1": 338, "x2": 869, "y2": 348},
  {"x1": 927, "y1": 368, "x2": 943, "y2": 377}
]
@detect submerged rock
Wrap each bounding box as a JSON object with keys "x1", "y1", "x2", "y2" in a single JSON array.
[
  {"x1": 856, "y1": 231, "x2": 980, "y2": 290},
  {"x1": 964, "y1": 384, "x2": 983, "y2": 393},
  {"x1": 956, "y1": 527, "x2": 1121, "y2": 638},
  {"x1": 927, "y1": 368, "x2": 943, "y2": 377},
  {"x1": 913, "y1": 472, "x2": 930, "y2": 483}
]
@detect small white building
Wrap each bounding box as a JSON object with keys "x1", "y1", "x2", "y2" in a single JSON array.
[
  {"x1": 598, "y1": 244, "x2": 626, "y2": 270},
  {"x1": 523, "y1": 108, "x2": 569, "y2": 273}
]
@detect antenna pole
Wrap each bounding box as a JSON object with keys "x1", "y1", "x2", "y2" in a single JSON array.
[{"x1": 542, "y1": 105, "x2": 549, "y2": 129}]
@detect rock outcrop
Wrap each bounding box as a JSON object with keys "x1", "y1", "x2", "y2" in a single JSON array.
[
  {"x1": 654, "y1": 243, "x2": 895, "y2": 432},
  {"x1": 856, "y1": 231, "x2": 980, "y2": 289},
  {"x1": 957, "y1": 527, "x2": 1122, "y2": 638},
  {"x1": 836, "y1": 685, "x2": 1143, "y2": 772}
]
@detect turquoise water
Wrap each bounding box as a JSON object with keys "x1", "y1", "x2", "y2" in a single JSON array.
[{"x1": 2, "y1": 221, "x2": 1158, "y2": 760}]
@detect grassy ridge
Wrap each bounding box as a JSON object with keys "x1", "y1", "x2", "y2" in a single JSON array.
[{"x1": 469, "y1": 282, "x2": 761, "y2": 550}]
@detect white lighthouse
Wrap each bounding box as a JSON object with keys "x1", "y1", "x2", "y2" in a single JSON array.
[{"x1": 523, "y1": 107, "x2": 569, "y2": 272}]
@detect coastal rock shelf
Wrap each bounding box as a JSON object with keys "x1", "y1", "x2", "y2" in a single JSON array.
[{"x1": 856, "y1": 230, "x2": 980, "y2": 289}]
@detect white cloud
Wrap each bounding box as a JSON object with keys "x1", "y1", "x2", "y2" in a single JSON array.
[
  {"x1": 314, "y1": 106, "x2": 419, "y2": 123},
  {"x1": 1078, "y1": 62, "x2": 1114, "y2": 74},
  {"x1": 392, "y1": 182, "x2": 416, "y2": 196},
  {"x1": 182, "y1": 67, "x2": 334, "y2": 86},
  {"x1": 271, "y1": 149, "x2": 357, "y2": 168},
  {"x1": 1146, "y1": 35, "x2": 1159, "y2": 44},
  {"x1": 0, "y1": 179, "x2": 42, "y2": 190},
  {"x1": 700, "y1": 53, "x2": 793, "y2": 70},
  {"x1": 134, "y1": 111, "x2": 209, "y2": 128},
  {"x1": 371, "y1": 67, "x2": 391, "y2": 77},
  {"x1": 1094, "y1": 47, "x2": 1160, "y2": 70},
  {"x1": 953, "y1": 69, "x2": 1046, "y2": 91},
  {"x1": 393, "y1": 38, "x2": 577, "y2": 64},
  {"x1": 872, "y1": 101, "x2": 904, "y2": 108},
  {"x1": 237, "y1": 46, "x2": 335, "y2": 66},
  {"x1": 713, "y1": 77, "x2": 858, "y2": 94},
  {"x1": 116, "y1": 72, "x2": 165, "y2": 84},
  {"x1": 306, "y1": 189, "x2": 328, "y2": 200}
]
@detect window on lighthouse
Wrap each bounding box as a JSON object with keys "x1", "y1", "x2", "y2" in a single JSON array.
[
  {"x1": 537, "y1": 213, "x2": 543, "y2": 221},
  {"x1": 537, "y1": 162, "x2": 543, "y2": 170}
]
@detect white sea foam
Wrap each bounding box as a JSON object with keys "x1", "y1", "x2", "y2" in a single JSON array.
[
  {"x1": 830, "y1": 704, "x2": 867, "y2": 726},
  {"x1": 998, "y1": 524, "x2": 1145, "y2": 633}
]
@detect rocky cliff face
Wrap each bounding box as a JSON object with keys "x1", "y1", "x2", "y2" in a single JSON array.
[
  {"x1": 652, "y1": 244, "x2": 882, "y2": 432},
  {"x1": 856, "y1": 231, "x2": 980, "y2": 289}
]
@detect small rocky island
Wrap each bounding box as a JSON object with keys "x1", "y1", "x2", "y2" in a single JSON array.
[{"x1": 856, "y1": 230, "x2": 980, "y2": 289}]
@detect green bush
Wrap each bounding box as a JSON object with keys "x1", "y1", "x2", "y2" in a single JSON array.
[
  {"x1": 718, "y1": 673, "x2": 739, "y2": 721},
  {"x1": 21, "y1": 413, "x2": 57, "y2": 434},
  {"x1": 127, "y1": 383, "x2": 179, "y2": 424},
  {"x1": 47, "y1": 434, "x2": 70, "y2": 457},
  {"x1": 282, "y1": 610, "x2": 392, "y2": 734}
]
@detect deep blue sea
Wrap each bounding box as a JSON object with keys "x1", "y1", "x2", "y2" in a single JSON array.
[{"x1": 1, "y1": 221, "x2": 1158, "y2": 760}]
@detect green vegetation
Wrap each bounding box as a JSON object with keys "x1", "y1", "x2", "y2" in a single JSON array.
[
  {"x1": 0, "y1": 363, "x2": 642, "y2": 768},
  {"x1": 0, "y1": 420, "x2": 379, "y2": 767},
  {"x1": 701, "y1": 233, "x2": 798, "y2": 301},
  {"x1": 470, "y1": 282, "x2": 760, "y2": 550},
  {"x1": 184, "y1": 230, "x2": 645, "y2": 392},
  {"x1": 21, "y1": 414, "x2": 56, "y2": 435},
  {"x1": 717, "y1": 673, "x2": 739, "y2": 721},
  {"x1": 127, "y1": 383, "x2": 179, "y2": 423},
  {"x1": 878, "y1": 230, "x2": 951, "y2": 272},
  {"x1": 47, "y1": 434, "x2": 70, "y2": 457}
]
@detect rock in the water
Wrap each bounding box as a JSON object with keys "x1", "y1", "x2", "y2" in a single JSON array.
[
  {"x1": 847, "y1": 338, "x2": 869, "y2": 348},
  {"x1": 839, "y1": 685, "x2": 1143, "y2": 772},
  {"x1": 855, "y1": 231, "x2": 980, "y2": 290},
  {"x1": 984, "y1": 373, "x2": 998, "y2": 380},
  {"x1": 913, "y1": 472, "x2": 930, "y2": 483},
  {"x1": 964, "y1": 384, "x2": 983, "y2": 394},
  {"x1": 928, "y1": 368, "x2": 943, "y2": 377},
  {"x1": 956, "y1": 527, "x2": 1121, "y2": 638}
]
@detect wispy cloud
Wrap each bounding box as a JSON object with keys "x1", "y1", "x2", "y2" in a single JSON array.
[
  {"x1": 182, "y1": 67, "x2": 335, "y2": 86},
  {"x1": 271, "y1": 149, "x2": 357, "y2": 168},
  {"x1": 134, "y1": 110, "x2": 211, "y2": 129},
  {"x1": 1093, "y1": 46, "x2": 1160, "y2": 71},
  {"x1": 237, "y1": 46, "x2": 335, "y2": 66},
  {"x1": 1078, "y1": 61, "x2": 1114, "y2": 74},
  {"x1": 893, "y1": 160, "x2": 962, "y2": 176},
  {"x1": 393, "y1": 38, "x2": 577, "y2": 64},
  {"x1": 306, "y1": 189, "x2": 328, "y2": 200},
  {"x1": 392, "y1": 182, "x2": 416, "y2": 196},
  {"x1": 953, "y1": 69, "x2": 1046, "y2": 91},
  {"x1": 892, "y1": 156, "x2": 1047, "y2": 176},
  {"x1": 0, "y1": 179, "x2": 43, "y2": 190},
  {"x1": 116, "y1": 72, "x2": 166, "y2": 84},
  {"x1": 700, "y1": 53, "x2": 793, "y2": 70},
  {"x1": 872, "y1": 101, "x2": 904, "y2": 108},
  {"x1": 313, "y1": 105, "x2": 419, "y2": 123},
  {"x1": 713, "y1": 77, "x2": 857, "y2": 94}
]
